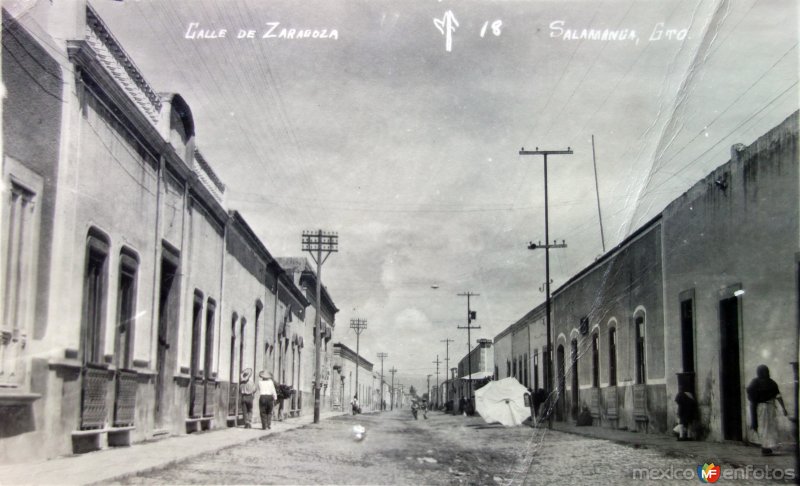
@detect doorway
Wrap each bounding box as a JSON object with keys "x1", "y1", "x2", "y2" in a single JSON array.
[
  {"x1": 719, "y1": 295, "x2": 743, "y2": 441},
  {"x1": 571, "y1": 339, "x2": 579, "y2": 420},
  {"x1": 155, "y1": 254, "x2": 179, "y2": 428},
  {"x1": 680, "y1": 295, "x2": 696, "y2": 373},
  {"x1": 556, "y1": 345, "x2": 565, "y2": 421}
]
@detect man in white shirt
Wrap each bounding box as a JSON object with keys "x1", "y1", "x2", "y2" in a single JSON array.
[{"x1": 258, "y1": 370, "x2": 278, "y2": 429}]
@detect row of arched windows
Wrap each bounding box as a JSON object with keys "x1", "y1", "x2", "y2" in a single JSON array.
[{"x1": 560, "y1": 309, "x2": 647, "y2": 390}]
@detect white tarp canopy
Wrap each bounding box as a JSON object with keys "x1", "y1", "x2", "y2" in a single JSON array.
[{"x1": 474, "y1": 377, "x2": 531, "y2": 427}]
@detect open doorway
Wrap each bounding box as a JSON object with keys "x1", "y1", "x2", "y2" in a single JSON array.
[
  {"x1": 155, "y1": 251, "x2": 180, "y2": 428},
  {"x1": 719, "y1": 295, "x2": 743, "y2": 441},
  {"x1": 556, "y1": 344, "x2": 565, "y2": 422}
]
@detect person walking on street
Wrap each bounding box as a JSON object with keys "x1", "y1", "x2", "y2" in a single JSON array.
[
  {"x1": 239, "y1": 368, "x2": 256, "y2": 428},
  {"x1": 258, "y1": 370, "x2": 278, "y2": 430},
  {"x1": 351, "y1": 395, "x2": 360, "y2": 415},
  {"x1": 746, "y1": 364, "x2": 788, "y2": 455}
]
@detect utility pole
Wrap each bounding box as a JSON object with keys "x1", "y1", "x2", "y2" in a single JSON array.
[
  {"x1": 433, "y1": 355, "x2": 441, "y2": 407},
  {"x1": 457, "y1": 292, "x2": 480, "y2": 402},
  {"x1": 302, "y1": 230, "x2": 338, "y2": 424},
  {"x1": 426, "y1": 374, "x2": 432, "y2": 402},
  {"x1": 591, "y1": 135, "x2": 606, "y2": 253},
  {"x1": 450, "y1": 367, "x2": 457, "y2": 415},
  {"x1": 350, "y1": 318, "x2": 367, "y2": 400},
  {"x1": 518, "y1": 146, "x2": 572, "y2": 428},
  {"x1": 440, "y1": 338, "x2": 453, "y2": 404},
  {"x1": 377, "y1": 352, "x2": 388, "y2": 410},
  {"x1": 389, "y1": 367, "x2": 397, "y2": 411}
]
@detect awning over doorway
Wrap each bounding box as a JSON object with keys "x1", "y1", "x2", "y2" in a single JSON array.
[{"x1": 460, "y1": 371, "x2": 493, "y2": 381}]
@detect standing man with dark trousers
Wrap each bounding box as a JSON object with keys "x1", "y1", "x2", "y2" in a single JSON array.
[
  {"x1": 258, "y1": 370, "x2": 278, "y2": 430},
  {"x1": 239, "y1": 368, "x2": 256, "y2": 428}
]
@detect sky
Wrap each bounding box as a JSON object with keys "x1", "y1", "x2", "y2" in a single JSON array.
[{"x1": 89, "y1": 0, "x2": 798, "y2": 391}]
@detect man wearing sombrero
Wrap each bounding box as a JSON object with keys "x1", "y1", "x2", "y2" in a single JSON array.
[
  {"x1": 258, "y1": 370, "x2": 278, "y2": 430},
  {"x1": 239, "y1": 368, "x2": 257, "y2": 428}
]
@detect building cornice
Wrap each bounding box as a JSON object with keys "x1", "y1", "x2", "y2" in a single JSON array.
[
  {"x1": 85, "y1": 5, "x2": 161, "y2": 123},
  {"x1": 333, "y1": 342, "x2": 373, "y2": 370}
]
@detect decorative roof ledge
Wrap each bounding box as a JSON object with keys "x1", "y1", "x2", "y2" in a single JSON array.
[
  {"x1": 85, "y1": 5, "x2": 162, "y2": 123},
  {"x1": 193, "y1": 148, "x2": 226, "y2": 204}
]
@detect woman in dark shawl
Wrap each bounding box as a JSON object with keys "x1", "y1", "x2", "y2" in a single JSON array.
[{"x1": 746, "y1": 365, "x2": 788, "y2": 455}]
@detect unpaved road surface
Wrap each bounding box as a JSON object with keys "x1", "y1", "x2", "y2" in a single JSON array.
[{"x1": 115, "y1": 409, "x2": 777, "y2": 485}]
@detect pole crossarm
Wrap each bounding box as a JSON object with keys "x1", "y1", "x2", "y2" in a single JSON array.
[
  {"x1": 302, "y1": 230, "x2": 339, "y2": 253},
  {"x1": 349, "y1": 318, "x2": 367, "y2": 334},
  {"x1": 518, "y1": 148, "x2": 573, "y2": 155},
  {"x1": 528, "y1": 240, "x2": 568, "y2": 250}
]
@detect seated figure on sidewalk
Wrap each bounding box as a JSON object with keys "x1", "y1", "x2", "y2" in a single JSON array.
[
  {"x1": 275, "y1": 383, "x2": 292, "y2": 421},
  {"x1": 576, "y1": 405, "x2": 593, "y2": 426},
  {"x1": 674, "y1": 388, "x2": 697, "y2": 441},
  {"x1": 533, "y1": 388, "x2": 547, "y2": 420}
]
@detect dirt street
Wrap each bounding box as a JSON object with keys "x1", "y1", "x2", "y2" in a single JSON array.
[{"x1": 114, "y1": 410, "x2": 779, "y2": 485}]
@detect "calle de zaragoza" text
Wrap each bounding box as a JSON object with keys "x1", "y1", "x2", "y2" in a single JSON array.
[{"x1": 185, "y1": 22, "x2": 339, "y2": 40}]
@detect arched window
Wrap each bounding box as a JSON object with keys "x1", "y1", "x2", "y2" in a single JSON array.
[
  {"x1": 591, "y1": 333, "x2": 599, "y2": 388},
  {"x1": 229, "y1": 313, "x2": 238, "y2": 384},
  {"x1": 82, "y1": 228, "x2": 110, "y2": 365},
  {"x1": 608, "y1": 327, "x2": 617, "y2": 386},
  {"x1": 204, "y1": 298, "x2": 216, "y2": 380},
  {"x1": 189, "y1": 290, "x2": 204, "y2": 378},
  {"x1": 115, "y1": 248, "x2": 139, "y2": 370},
  {"x1": 635, "y1": 315, "x2": 646, "y2": 384},
  {"x1": 523, "y1": 353, "x2": 529, "y2": 387},
  {"x1": 570, "y1": 339, "x2": 579, "y2": 417}
]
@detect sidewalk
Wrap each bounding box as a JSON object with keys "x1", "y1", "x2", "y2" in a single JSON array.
[
  {"x1": 0, "y1": 411, "x2": 345, "y2": 485},
  {"x1": 551, "y1": 421, "x2": 798, "y2": 470}
]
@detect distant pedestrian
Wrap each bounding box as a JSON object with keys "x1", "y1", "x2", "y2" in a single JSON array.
[
  {"x1": 351, "y1": 395, "x2": 360, "y2": 415},
  {"x1": 746, "y1": 365, "x2": 788, "y2": 455},
  {"x1": 275, "y1": 383, "x2": 291, "y2": 421},
  {"x1": 421, "y1": 399, "x2": 428, "y2": 420},
  {"x1": 533, "y1": 388, "x2": 547, "y2": 421},
  {"x1": 258, "y1": 370, "x2": 277, "y2": 430},
  {"x1": 239, "y1": 368, "x2": 256, "y2": 428},
  {"x1": 459, "y1": 397, "x2": 467, "y2": 416}
]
